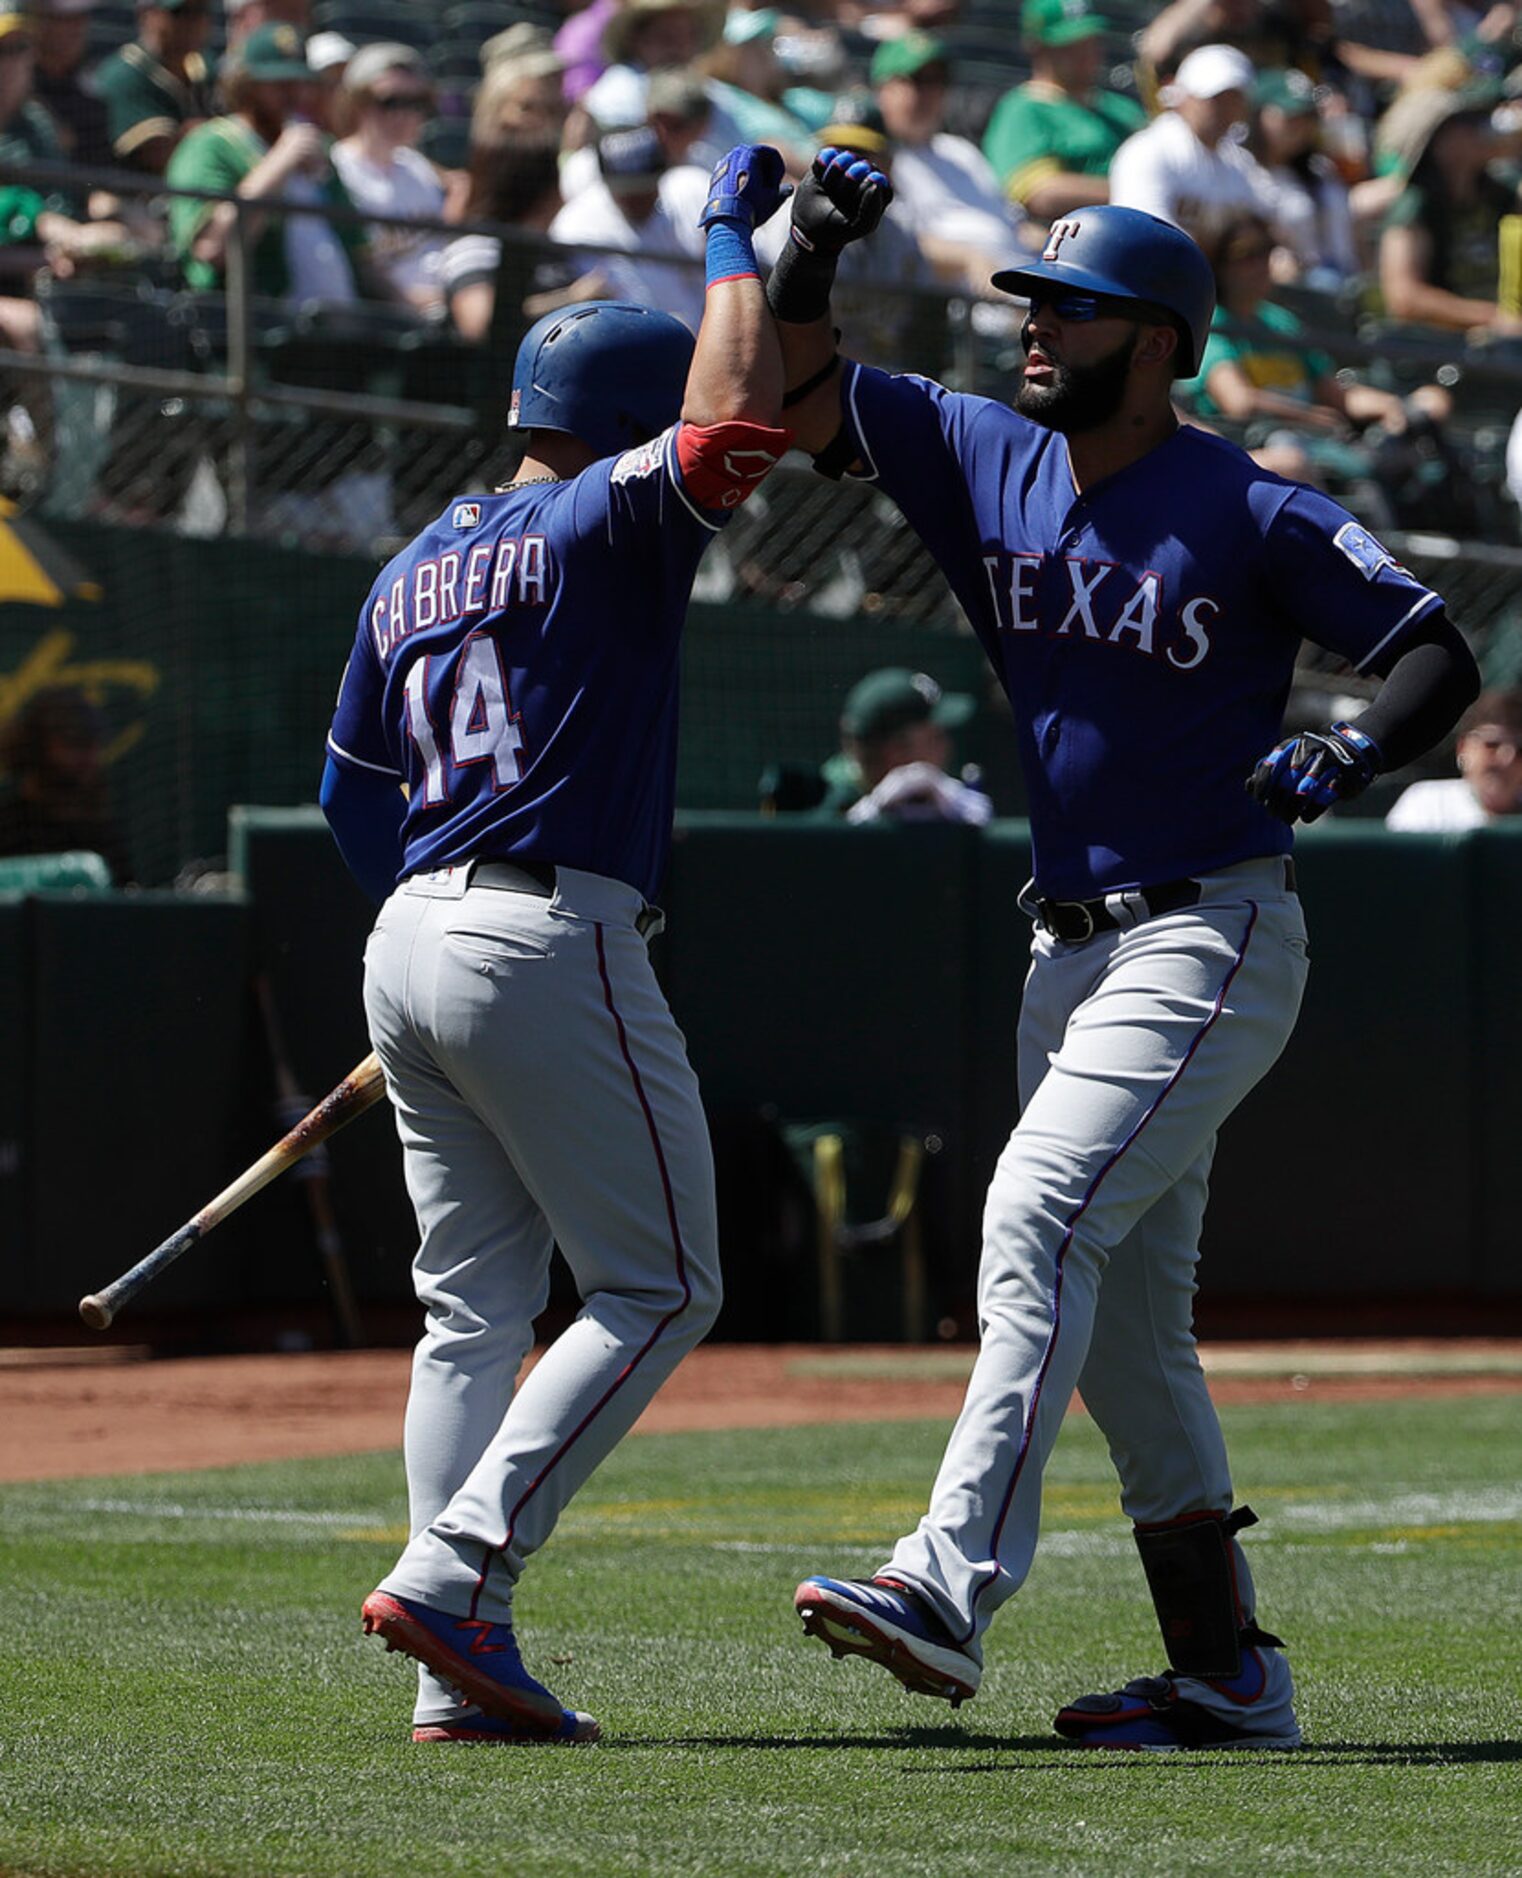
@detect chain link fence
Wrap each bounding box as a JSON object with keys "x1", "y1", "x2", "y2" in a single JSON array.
[{"x1": 6, "y1": 158, "x2": 1522, "y2": 705}]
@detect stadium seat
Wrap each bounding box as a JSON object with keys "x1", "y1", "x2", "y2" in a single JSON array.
[
  {"x1": 430, "y1": 37, "x2": 492, "y2": 87},
  {"x1": 85, "y1": 0, "x2": 137, "y2": 59},
  {"x1": 443, "y1": 0, "x2": 564, "y2": 33},
  {"x1": 310, "y1": 0, "x2": 435, "y2": 49},
  {"x1": 0, "y1": 851, "x2": 114, "y2": 899}
]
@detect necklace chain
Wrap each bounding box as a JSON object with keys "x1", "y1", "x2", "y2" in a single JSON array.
[{"x1": 496, "y1": 474, "x2": 563, "y2": 491}]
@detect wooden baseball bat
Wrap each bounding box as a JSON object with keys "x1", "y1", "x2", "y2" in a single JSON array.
[{"x1": 78, "y1": 1051, "x2": 387, "y2": 1331}]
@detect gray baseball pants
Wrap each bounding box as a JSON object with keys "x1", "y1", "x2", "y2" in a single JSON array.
[
  {"x1": 882, "y1": 856, "x2": 1309, "y2": 1706},
  {"x1": 362, "y1": 864, "x2": 722, "y2": 1724}
]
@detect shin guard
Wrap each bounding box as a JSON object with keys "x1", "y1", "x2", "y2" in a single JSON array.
[{"x1": 1133, "y1": 1506, "x2": 1284, "y2": 1679}]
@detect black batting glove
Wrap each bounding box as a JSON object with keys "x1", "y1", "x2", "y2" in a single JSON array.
[
  {"x1": 1246, "y1": 721, "x2": 1382, "y2": 824},
  {"x1": 788, "y1": 146, "x2": 892, "y2": 256}
]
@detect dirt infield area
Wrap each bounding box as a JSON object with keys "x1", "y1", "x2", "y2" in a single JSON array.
[{"x1": 4, "y1": 1340, "x2": 1522, "y2": 1482}]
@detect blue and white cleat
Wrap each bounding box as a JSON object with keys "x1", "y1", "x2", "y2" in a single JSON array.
[
  {"x1": 793, "y1": 1575, "x2": 980, "y2": 1705},
  {"x1": 412, "y1": 1706, "x2": 599, "y2": 1745},
  {"x1": 1054, "y1": 1646, "x2": 1302, "y2": 1751},
  {"x1": 363, "y1": 1590, "x2": 597, "y2": 1739}
]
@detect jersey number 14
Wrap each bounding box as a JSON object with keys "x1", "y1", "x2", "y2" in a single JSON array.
[{"x1": 402, "y1": 634, "x2": 525, "y2": 804}]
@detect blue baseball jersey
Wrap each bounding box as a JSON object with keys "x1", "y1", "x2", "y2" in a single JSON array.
[
  {"x1": 839, "y1": 363, "x2": 1443, "y2": 901},
  {"x1": 326, "y1": 425, "x2": 727, "y2": 903}
]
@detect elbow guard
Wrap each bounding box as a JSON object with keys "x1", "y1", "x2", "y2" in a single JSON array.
[{"x1": 675, "y1": 419, "x2": 793, "y2": 510}]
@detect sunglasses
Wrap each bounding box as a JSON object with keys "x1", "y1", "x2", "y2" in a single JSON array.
[
  {"x1": 374, "y1": 92, "x2": 432, "y2": 113},
  {"x1": 1025, "y1": 287, "x2": 1174, "y2": 325}
]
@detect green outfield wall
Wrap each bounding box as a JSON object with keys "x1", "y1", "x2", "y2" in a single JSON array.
[{"x1": 0, "y1": 815, "x2": 1514, "y2": 1333}]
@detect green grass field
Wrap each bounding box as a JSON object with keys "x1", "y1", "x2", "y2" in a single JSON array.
[{"x1": 3, "y1": 1394, "x2": 1521, "y2": 1878}]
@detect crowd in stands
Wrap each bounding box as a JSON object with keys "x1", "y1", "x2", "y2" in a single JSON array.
[{"x1": 3, "y1": 0, "x2": 1522, "y2": 545}]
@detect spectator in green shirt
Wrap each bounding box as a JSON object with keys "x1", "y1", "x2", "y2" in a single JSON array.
[
  {"x1": 1181, "y1": 210, "x2": 1452, "y2": 494},
  {"x1": 981, "y1": 0, "x2": 1146, "y2": 221},
  {"x1": 0, "y1": 11, "x2": 136, "y2": 349},
  {"x1": 165, "y1": 24, "x2": 380, "y2": 302},
  {"x1": 90, "y1": 0, "x2": 216, "y2": 175},
  {"x1": 1377, "y1": 80, "x2": 1522, "y2": 336}
]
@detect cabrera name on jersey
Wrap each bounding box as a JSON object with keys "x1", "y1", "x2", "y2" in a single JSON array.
[{"x1": 325, "y1": 423, "x2": 732, "y2": 903}]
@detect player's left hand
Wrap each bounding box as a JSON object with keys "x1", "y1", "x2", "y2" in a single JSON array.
[
  {"x1": 700, "y1": 145, "x2": 791, "y2": 231},
  {"x1": 1245, "y1": 721, "x2": 1382, "y2": 824}
]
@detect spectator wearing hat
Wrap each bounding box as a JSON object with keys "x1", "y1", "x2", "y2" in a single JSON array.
[
  {"x1": 547, "y1": 120, "x2": 708, "y2": 329},
  {"x1": 331, "y1": 44, "x2": 448, "y2": 316},
  {"x1": 694, "y1": 9, "x2": 811, "y2": 164},
  {"x1": 470, "y1": 30, "x2": 570, "y2": 159},
  {"x1": 90, "y1": 0, "x2": 216, "y2": 175},
  {"x1": 1246, "y1": 66, "x2": 1359, "y2": 286},
  {"x1": 224, "y1": 0, "x2": 311, "y2": 50},
  {"x1": 0, "y1": 11, "x2": 128, "y2": 315},
  {"x1": 30, "y1": 0, "x2": 112, "y2": 172},
  {"x1": 983, "y1": 0, "x2": 1146, "y2": 220},
  {"x1": 305, "y1": 31, "x2": 355, "y2": 135},
  {"x1": 647, "y1": 65, "x2": 713, "y2": 165},
  {"x1": 870, "y1": 32, "x2": 1028, "y2": 289},
  {"x1": 1378, "y1": 82, "x2": 1522, "y2": 333},
  {"x1": 811, "y1": 668, "x2": 988, "y2": 824},
  {"x1": 582, "y1": 0, "x2": 723, "y2": 132},
  {"x1": 1109, "y1": 43, "x2": 1281, "y2": 248},
  {"x1": 166, "y1": 24, "x2": 383, "y2": 303},
  {"x1": 1386, "y1": 688, "x2": 1522, "y2": 829}
]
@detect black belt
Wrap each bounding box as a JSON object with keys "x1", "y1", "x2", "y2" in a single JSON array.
[
  {"x1": 469, "y1": 858, "x2": 665, "y2": 939},
  {"x1": 1031, "y1": 858, "x2": 1297, "y2": 944},
  {"x1": 471, "y1": 859, "x2": 556, "y2": 896}
]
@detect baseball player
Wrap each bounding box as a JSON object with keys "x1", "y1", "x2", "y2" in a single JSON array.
[
  {"x1": 771, "y1": 157, "x2": 1481, "y2": 1748},
  {"x1": 319, "y1": 145, "x2": 793, "y2": 1744}
]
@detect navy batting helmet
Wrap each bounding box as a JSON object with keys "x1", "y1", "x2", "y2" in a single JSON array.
[
  {"x1": 508, "y1": 301, "x2": 695, "y2": 459},
  {"x1": 990, "y1": 207, "x2": 1216, "y2": 376}
]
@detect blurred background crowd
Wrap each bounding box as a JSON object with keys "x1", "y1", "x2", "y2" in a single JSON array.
[{"x1": 3, "y1": 0, "x2": 1522, "y2": 532}]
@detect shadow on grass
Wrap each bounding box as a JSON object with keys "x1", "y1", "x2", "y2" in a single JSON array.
[{"x1": 625, "y1": 1733, "x2": 1522, "y2": 1766}]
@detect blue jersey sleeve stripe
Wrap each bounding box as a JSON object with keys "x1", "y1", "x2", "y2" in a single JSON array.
[
  {"x1": 664, "y1": 426, "x2": 725, "y2": 533},
  {"x1": 1353, "y1": 589, "x2": 1442, "y2": 673},
  {"x1": 326, "y1": 732, "x2": 402, "y2": 778}
]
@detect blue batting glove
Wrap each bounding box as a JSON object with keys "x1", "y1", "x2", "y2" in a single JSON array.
[
  {"x1": 1246, "y1": 721, "x2": 1382, "y2": 824},
  {"x1": 700, "y1": 144, "x2": 791, "y2": 231}
]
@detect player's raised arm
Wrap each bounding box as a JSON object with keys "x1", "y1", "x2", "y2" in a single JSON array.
[
  {"x1": 685, "y1": 145, "x2": 790, "y2": 428},
  {"x1": 664, "y1": 145, "x2": 796, "y2": 510},
  {"x1": 765, "y1": 148, "x2": 893, "y2": 459}
]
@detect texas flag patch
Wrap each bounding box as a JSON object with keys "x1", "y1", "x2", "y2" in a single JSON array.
[
  {"x1": 451, "y1": 502, "x2": 482, "y2": 530},
  {"x1": 1334, "y1": 520, "x2": 1408, "y2": 581}
]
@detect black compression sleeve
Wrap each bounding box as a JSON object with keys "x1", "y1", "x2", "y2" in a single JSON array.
[
  {"x1": 1346, "y1": 611, "x2": 1481, "y2": 773},
  {"x1": 766, "y1": 240, "x2": 839, "y2": 323}
]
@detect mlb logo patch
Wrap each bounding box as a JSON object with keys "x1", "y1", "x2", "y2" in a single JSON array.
[
  {"x1": 1334, "y1": 520, "x2": 1405, "y2": 581},
  {"x1": 452, "y1": 502, "x2": 481, "y2": 530},
  {"x1": 612, "y1": 434, "x2": 665, "y2": 485},
  {"x1": 509, "y1": 388, "x2": 521, "y2": 426}
]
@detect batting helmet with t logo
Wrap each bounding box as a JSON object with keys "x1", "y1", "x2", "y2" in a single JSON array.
[
  {"x1": 990, "y1": 207, "x2": 1216, "y2": 376},
  {"x1": 508, "y1": 301, "x2": 696, "y2": 460}
]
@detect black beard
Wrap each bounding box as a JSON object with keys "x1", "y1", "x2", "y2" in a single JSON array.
[{"x1": 1014, "y1": 325, "x2": 1138, "y2": 433}]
